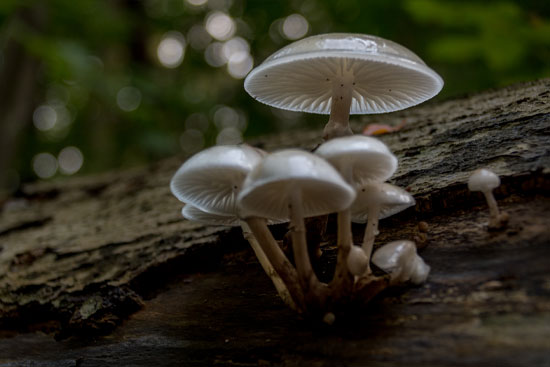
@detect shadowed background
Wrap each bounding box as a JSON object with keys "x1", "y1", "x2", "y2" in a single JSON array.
[{"x1": 1, "y1": 0, "x2": 549, "y2": 196}]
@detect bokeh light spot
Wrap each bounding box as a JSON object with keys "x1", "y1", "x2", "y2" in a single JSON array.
[
  {"x1": 204, "y1": 42, "x2": 226, "y2": 67},
  {"x1": 205, "y1": 11, "x2": 236, "y2": 41},
  {"x1": 227, "y1": 52, "x2": 253, "y2": 79},
  {"x1": 58, "y1": 146, "x2": 84, "y2": 175},
  {"x1": 33, "y1": 105, "x2": 57, "y2": 131},
  {"x1": 216, "y1": 127, "x2": 242, "y2": 145},
  {"x1": 187, "y1": 24, "x2": 212, "y2": 50},
  {"x1": 157, "y1": 31, "x2": 186, "y2": 68},
  {"x1": 32, "y1": 153, "x2": 58, "y2": 179},
  {"x1": 222, "y1": 37, "x2": 249, "y2": 61},
  {"x1": 117, "y1": 86, "x2": 142, "y2": 112},
  {"x1": 282, "y1": 14, "x2": 309, "y2": 40},
  {"x1": 214, "y1": 105, "x2": 240, "y2": 130}
]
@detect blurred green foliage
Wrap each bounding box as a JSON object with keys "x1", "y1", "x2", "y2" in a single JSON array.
[{"x1": 0, "y1": 0, "x2": 548, "y2": 192}]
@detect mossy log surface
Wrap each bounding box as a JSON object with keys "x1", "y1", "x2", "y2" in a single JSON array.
[{"x1": 0, "y1": 79, "x2": 549, "y2": 366}]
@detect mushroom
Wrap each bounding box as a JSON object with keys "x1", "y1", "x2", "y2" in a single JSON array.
[
  {"x1": 170, "y1": 145, "x2": 299, "y2": 309},
  {"x1": 314, "y1": 135, "x2": 397, "y2": 287},
  {"x1": 371, "y1": 240, "x2": 430, "y2": 285},
  {"x1": 468, "y1": 168, "x2": 508, "y2": 229},
  {"x1": 351, "y1": 182, "x2": 415, "y2": 274},
  {"x1": 237, "y1": 149, "x2": 356, "y2": 306},
  {"x1": 244, "y1": 33, "x2": 443, "y2": 140}
]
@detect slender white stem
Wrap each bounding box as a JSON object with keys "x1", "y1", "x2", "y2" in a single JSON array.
[
  {"x1": 361, "y1": 204, "x2": 380, "y2": 274},
  {"x1": 240, "y1": 221, "x2": 296, "y2": 310},
  {"x1": 483, "y1": 190, "x2": 500, "y2": 225},
  {"x1": 323, "y1": 72, "x2": 355, "y2": 140},
  {"x1": 330, "y1": 208, "x2": 354, "y2": 290},
  {"x1": 245, "y1": 217, "x2": 305, "y2": 311},
  {"x1": 330, "y1": 161, "x2": 355, "y2": 287},
  {"x1": 288, "y1": 189, "x2": 318, "y2": 293}
]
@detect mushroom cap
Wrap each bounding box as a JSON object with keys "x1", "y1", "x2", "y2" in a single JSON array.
[
  {"x1": 372, "y1": 240, "x2": 429, "y2": 284},
  {"x1": 244, "y1": 33, "x2": 443, "y2": 115},
  {"x1": 182, "y1": 204, "x2": 240, "y2": 227},
  {"x1": 315, "y1": 135, "x2": 397, "y2": 186},
  {"x1": 351, "y1": 182, "x2": 415, "y2": 223},
  {"x1": 170, "y1": 145, "x2": 265, "y2": 215},
  {"x1": 468, "y1": 168, "x2": 500, "y2": 192},
  {"x1": 237, "y1": 149, "x2": 356, "y2": 220}
]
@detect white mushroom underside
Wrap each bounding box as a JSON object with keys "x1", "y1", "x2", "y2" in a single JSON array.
[
  {"x1": 245, "y1": 55, "x2": 442, "y2": 114},
  {"x1": 171, "y1": 168, "x2": 245, "y2": 215},
  {"x1": 238, "y1": 178, "x2": 354, "y2": 220},
  {"x1": 181, "y1": 204, "x2": 240, "y2": 226}
]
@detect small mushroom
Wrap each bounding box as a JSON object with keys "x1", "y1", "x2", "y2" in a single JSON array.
[
  {"x1": 315, "y1": 135, "x2": 397, "y2": 288},
  {"x1": 352, "y1": 183, "x2": 415, "y2": 274},
  {"x1": 371, "y1": 240, "x2": 430, "y2": 285},
  {"x1": 238, "y1": 149, "x2": 356, "y2": 303},
  {"x1": 244, "y1": 33, "x2": 443, "y2": 140},
  {"x1": 468, "y1": 168, "x2": 508, "y2": 229},
  {"x1": 170, "y1": 145, "x2": 299, "y2": 309}
]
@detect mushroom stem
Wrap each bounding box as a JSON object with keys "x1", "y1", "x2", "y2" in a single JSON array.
[
  {"x1": 245, "y1": 217, "x2": 305, "y2": 310},
  {"x1": 361, "y1": 204, "x2": 380, "y2": 274},
  {"x1": 482, "y1": 190, "x2": 500, "y2": 226},
  {"x1": 323, "y1": 73, "x2": 354, "y2": 140},
  {"x1": 240, "y1": 221, "x2": 297, "y2": 311},
  {"x1": 330, "y1": 208, "x2": 354, "y2": 293},
  {"x1": 288, "y1": 189, "x2": 321, "y2": 295}
]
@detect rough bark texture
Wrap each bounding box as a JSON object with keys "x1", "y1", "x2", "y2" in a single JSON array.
[{"x1": 0, "y1": 79, "x2": 549, "y2": 366}]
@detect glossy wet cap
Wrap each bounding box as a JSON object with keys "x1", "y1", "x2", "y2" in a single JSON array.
[
  {"x1": 315, "y1": 135, "x2": 397, "y2": 186},
  {"x1": 468, "y1": 168, "x2": 500, "y2": 192},
  {"x1": 245, "y1": 33, "x2": 443, "y2": 115},
  {"x1": 351, "y1": 182, "x2": 415, "y2": 223},
  {"x1": 170, "y1": 144, "x2": 265, "y2": 215},
  {"x1": 237, "y1": 149, "x2": 356, "y2": 220}
]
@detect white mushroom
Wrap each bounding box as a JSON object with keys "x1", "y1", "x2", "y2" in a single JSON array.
[
  {"x1": 170, "y1": 145, "x2": 298, "y2": 310},
  {"x1": 468, "y1": 168, "x2": 508, "y2": 229},
  {"x1": 371, "y1": 240, "x2": 430, "y2": 285},
  {"x1": 352, "y1": 183, "x2": 415, "y2": 274},
  {"x1": 244, "y1": 33, "x2": 443, "y2": 140},
  {"x1": 238, "y1": 149, "x2": 356, "y2": 300},
  {"x1": 315, "y1": 135, "x2": 397, "y2": 286}
]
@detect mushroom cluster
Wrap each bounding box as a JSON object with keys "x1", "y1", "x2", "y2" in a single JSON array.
[
  {"x1": 171, "y1": 33, "x2": 441, "y2": 321},
  {"x1": 171, "y1": 136, "x2": 429, "y2": 320}
]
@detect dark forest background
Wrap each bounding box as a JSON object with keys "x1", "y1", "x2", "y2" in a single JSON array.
[{"x1": 1, "y1": 0, "x2": 549, "y2": 195}]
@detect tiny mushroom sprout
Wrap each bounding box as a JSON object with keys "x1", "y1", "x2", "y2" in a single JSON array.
[
  {"x1": 244, "y1": 33, "x2": 443, "y2": 140},
  {"x1": 237, "y1": 149, "x2": 356, "y2": 313},
  {"x1": 314, "y1": 135, "x2": 397, "y2": 285},
  {"x1": 468, "y1": 168, "x2": 508, "y2": 229},
  {"x1": 351, "y1": 183, "x2": 415, "y2": 274},
  {"x1": 372, "y1": 240, "x2": 430, "y2": 286},
  {"x1": 170, "y1": 145, "x2": 297, "y2": 310}
]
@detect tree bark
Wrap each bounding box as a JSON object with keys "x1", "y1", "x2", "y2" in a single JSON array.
[{"x1": 0, "y1": 79, "x2": 549, "y2": 366}]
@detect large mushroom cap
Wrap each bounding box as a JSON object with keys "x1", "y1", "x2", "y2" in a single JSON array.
[
  {"x1": 245, "y1": 33, "x2": 443, "y2": 115},
  {"x1": 237, "y1": 149, "x2": 355, "y2": 220},
  {"x1": 351, "y1": 182, "x2": 415, "y2": 223},
  {"x1": 170, "y1": 144, "x2": 265, "y2": 215},
  {"x1": 315, "y1": 135, "x2": 397, "y2": 186}
]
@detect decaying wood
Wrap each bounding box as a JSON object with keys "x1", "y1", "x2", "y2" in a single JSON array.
[{"x1": 0, "y1": 79, "x2": 549, "y2": 366}]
